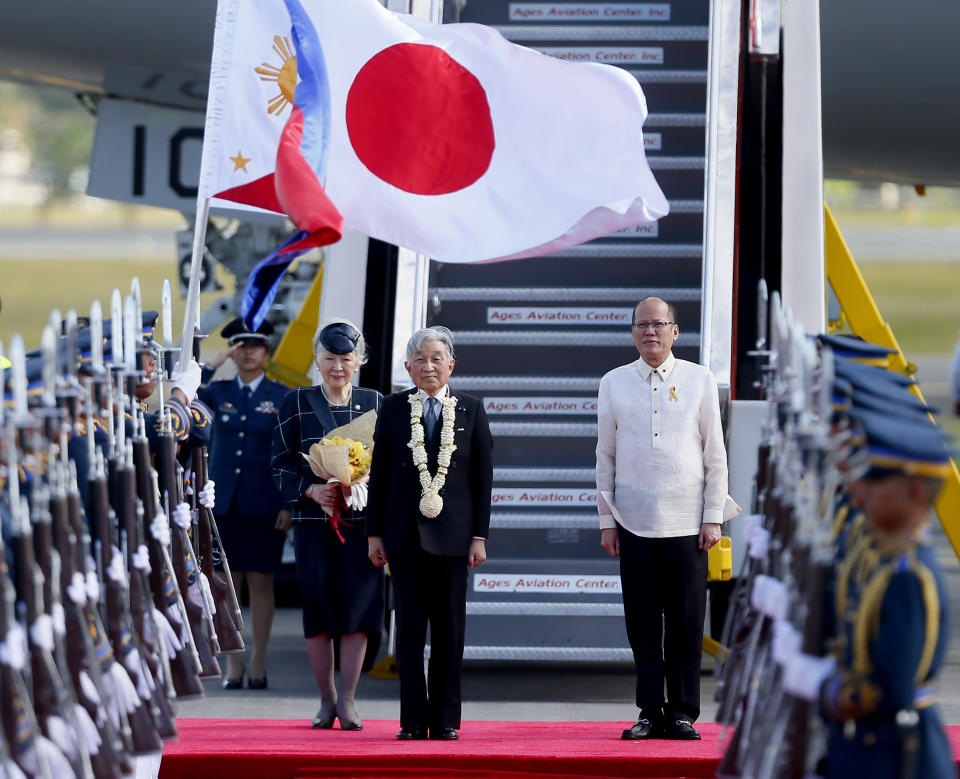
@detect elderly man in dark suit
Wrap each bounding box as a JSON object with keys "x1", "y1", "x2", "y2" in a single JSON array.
[{"x1": 366, "y1": 326, "x2": 493, "y2": 741}]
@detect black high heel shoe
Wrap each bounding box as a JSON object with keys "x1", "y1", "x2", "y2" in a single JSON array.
[
  {"x1": 247, "y1": 674, "x2": 268, "y2": 690},
  {"x1": 222, "y1": 666, "x2": 245, "y2": 690},
  {"x1": 311, "y1": 701, "x2": 337, "y2": 729},
  {"x1": 336, "y1": 701, "x2": 363, "y2": 731}
]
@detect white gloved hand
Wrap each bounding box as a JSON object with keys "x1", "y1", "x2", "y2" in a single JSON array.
[
  {"x1": 172, "y1": 502, "x2": 193, "y2": 530},
  {"x1": 348, "y1": 482, "x2": 369, "y2": 511},
  {"x1": 170, "y1": 359, "x2": 203, "y2": 403},
  {"x1": 199, "y1": 480, "x2": 216, "y2": 509},
  {"x1": 783, "y1": 652, "x2": 836, "y2": 701}
]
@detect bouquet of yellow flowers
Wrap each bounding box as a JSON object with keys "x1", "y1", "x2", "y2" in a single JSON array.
[
  {"x1": 311, "y1": 434, "x2": 372, "y2": 483},
  {"x1": 302, "y1": 410, "x2": 377, "y2": 541},
  {"x1": 302, "y1": 410, "x2": 376, "y2": 483}
]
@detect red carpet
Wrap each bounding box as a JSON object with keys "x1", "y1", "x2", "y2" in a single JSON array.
[{"x1": 159, "y1": 719, "x2": 960, "y2": 779}]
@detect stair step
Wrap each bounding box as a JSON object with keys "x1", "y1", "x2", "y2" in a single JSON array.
[
  {"x1": 425, "y1": 645, "x2": 633, "y2": 662},
  {"x1": 664, "y1": 198, "x2": 704, "y2": 212},
  {"x1": 546, "y1": 243, "x2": 702, "y2": 259},
  {"x1": 647, "y1": 113, "x2": 706, "y2": 126},
  {"x1": 490, "y1": 422, "x2": 597, "y2": 438},
  {"x1": 497, "y1": 24, "x2": 709, "y2": 41},
  {"x1": 466, "y1": 602, "x2": 623, "y2": 617},
  {"x1": 432, "y1": 286, "x2": 701, "y2": 302},
  {"x1": 453, "y1": 330, "x2": 699, "y2": 347},
  {"x1": 647, "y1": 156, "x2": 705, "y2": 170},
  {"x1": 454, "y1": 376, "x2": 601, "y2": 391},
  {"x1": 490, "y1": 512, "x2": 598, "y2": 530},
  {"x1": 627, "y1": 69, "x2": 707, "y2": 83},
  {"x1": 494, "y1": 467, "x2": 595, "y2": 482}
]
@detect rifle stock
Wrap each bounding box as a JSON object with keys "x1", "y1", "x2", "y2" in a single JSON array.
[
  {"x1": 132, "y1": 434, "x2": 204, "y2": 699},
  {"x1": 192, "y1": 447, "x2": 245, "y2": 653},
  {"x1": 155, "y1": 432, "x2": 220, "y2": 680}
]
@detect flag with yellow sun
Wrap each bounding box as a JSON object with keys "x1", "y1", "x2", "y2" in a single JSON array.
[
  {"x1": 199, "y1": 0, "x2": 667, "y2": 264},
  {"x1": 198, "y1": 0, "x2": 297, "y2": 214}
]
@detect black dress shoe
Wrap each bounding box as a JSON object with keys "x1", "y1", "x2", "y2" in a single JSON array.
[
  {"x1": 430, "y1": 728, "x2": 459, "y2": 741},
  {"x1": 621, "y1": 716, "x2": 660, "y2": 740},
  {"x1": 247, "y1": 675, "x2": 268, "y2": 690},
  {"x1": 396, "y1": 727, "x2": 428, "y2": 740},
  {"x1": 662, "y1": 718, "x2": 701, "y2": 740}
]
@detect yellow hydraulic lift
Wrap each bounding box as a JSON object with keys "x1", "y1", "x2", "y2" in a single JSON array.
[{"x1": 824, "y1": 202, "x2": 960, "y2": 562}]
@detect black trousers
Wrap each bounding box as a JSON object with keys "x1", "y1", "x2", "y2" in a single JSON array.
[
  {"x1": 618, "y1": 528, "x2": 707, "y2": 720},
  {"x1": 388, "y1": 549, "x2": 468, "y2": 731}
]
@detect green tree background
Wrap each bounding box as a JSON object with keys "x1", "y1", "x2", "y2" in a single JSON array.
[{"x1": 0, "y1": 83, "x2": 95, "y2": 201}]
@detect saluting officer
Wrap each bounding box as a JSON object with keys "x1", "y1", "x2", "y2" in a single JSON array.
[{"x1": 198, "y1": 318, "x2": 291, "y2": 690}]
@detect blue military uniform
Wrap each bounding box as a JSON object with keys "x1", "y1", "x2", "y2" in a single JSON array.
[
  {"x1": 823, "y1": 535, "x2": 952, "y2": 779},
  {"x1": 819, "y1": 407, "x2": 955, "y2": 779},
  {"x1": 197, "y1": 366, "x2": 288, "y2": 572},
  {"x1": 198, "y1": 370, "x2": 286, "y2": 519}
]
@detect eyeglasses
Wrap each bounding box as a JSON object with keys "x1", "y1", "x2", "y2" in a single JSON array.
[{"x1": 632, "y1": 320, "x2": 676, "y2": 332}]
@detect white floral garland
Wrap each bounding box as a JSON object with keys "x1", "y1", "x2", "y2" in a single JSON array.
[{"x1": 407, "y1": 393, "x2": 458, "y2": 518}]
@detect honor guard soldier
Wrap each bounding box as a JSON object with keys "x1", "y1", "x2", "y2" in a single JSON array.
[
  {"x1": 789, "y1": 408, "x2": 955, "y2": 779},
  {"x1": 198, "y1": 318, "x2": 290, "y2": 689}
]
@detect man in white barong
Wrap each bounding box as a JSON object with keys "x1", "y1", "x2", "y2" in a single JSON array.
[{"x1": 596, "y1": 296, "x2": 728, "y2": 741}]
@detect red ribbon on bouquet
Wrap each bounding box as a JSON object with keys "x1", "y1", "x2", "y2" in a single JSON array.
[{"x1": 328, "y1": 489, "x2": 353, "y2": 544}]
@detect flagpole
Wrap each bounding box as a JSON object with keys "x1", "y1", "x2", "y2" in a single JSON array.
[
  {"x1": 178, "y1": 198, "x2": 212, "y2": 368},
  {"x1": 411, "y1": 254, "x2": 430, "y2": 331},
  {"x1": 406, "y1": 0, "x2": 443, "y2": 333}
]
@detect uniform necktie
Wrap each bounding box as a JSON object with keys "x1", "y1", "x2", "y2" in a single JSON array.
[
  {"x1": 424, "y1": 396, "x2": 439, "y2": 437},
  {"x1": 241, "y1": 385, "x2": 252, "y2": 409}
]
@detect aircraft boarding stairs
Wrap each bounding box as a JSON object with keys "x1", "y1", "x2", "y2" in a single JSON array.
[{"x1": 422, "y1": 0, "x2": 718, "y2": 662}]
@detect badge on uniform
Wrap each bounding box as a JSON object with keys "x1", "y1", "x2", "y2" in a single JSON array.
[
  {"x1": 255, "y1": 400, "x2": 277, "y2": 414},
  {"x1": 219, "y1": 401, "x2": 237, "y2": 413}
]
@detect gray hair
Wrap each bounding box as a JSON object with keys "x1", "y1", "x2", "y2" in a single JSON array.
[
  {"x1": 406, "y1": 326, "x2": 455, "y2": 362},
  {"x1": 634, "y1": 296, "x2": 678, "y2": 325},
  {"x1": 312, "y1": 318, "x2": 369, "y2": 365}
]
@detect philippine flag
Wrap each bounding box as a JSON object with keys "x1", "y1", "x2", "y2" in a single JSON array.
[{"x1": 199, "y1": 0, "x2": 669, "y2": 263}]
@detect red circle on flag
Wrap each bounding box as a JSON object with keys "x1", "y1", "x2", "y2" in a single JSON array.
[{"x1": 346, "y1": 43, "x2": 495, "y2": 196}]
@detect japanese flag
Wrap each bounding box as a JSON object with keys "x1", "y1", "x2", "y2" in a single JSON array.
[{"x1": 199, "y1": 0, "x2": 669, "y2": 263}]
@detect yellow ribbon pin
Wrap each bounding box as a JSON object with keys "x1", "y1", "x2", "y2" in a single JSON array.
[{"x1": 669, "y1": 386, "x2": 679, "y2": 401}]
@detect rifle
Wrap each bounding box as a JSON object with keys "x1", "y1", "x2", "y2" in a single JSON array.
[
  {"x1": 131, "y1": 423, "x2": 204, "y2": 699},
  {"x1": 1, "y1": 339, "x2": 54, "y2": 778},
  {"x1": 717, "y1": 296, "x2": 838, "y2": 777},
  {"x1": 116, "y1": 440, "x2": 178, "y2": 741},
  {"x1": 192, "y1": 447, "x2": 245, "y2": 653},
  {"x1": 151, "y1": 323, "x2": 220, "y2": 680},
  {"x1": 88, "y1": 446, "x2": 162, "y2": 757},
  {"x1": 155, "y1": 431, "x2": 221, "y2": 679}
]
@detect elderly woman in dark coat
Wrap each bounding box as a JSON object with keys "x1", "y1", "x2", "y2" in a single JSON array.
[{"x1": 271, "y1": 321, "x2": 383, "y2": 731}]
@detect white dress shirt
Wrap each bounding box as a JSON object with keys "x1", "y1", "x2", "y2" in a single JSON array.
[
  {"x1": 417, "y1": 386, "x2": 449, "y2": 422},
  {"x1": 595, "y1": 352, "x2": 728, "y2": 537},
  {"x1": 237, "y1": 373, "x2": 265, "y2": 394}
]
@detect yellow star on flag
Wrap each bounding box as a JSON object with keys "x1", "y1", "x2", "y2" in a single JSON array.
[{"x1": 230, "y1": 150, "x2": 251, "y2": 172}]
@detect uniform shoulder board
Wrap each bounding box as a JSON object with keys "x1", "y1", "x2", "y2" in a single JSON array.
[
  {"x1": 165, "y1": 396, "x2": 191, "y2": 441},
  {"x1": 191, "y1": 399, "x2": 213, "y2": 427}
]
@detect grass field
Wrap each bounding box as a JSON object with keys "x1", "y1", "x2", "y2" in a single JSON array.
[
  {"x1": 855, "y1": 261, "x2": 960, "y2": 355},
  {"x1": 0, "y1": 258, "x2": 234, "y2": 353}
]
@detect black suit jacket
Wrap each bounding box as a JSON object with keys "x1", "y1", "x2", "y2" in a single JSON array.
[{"x1": 365, "y1": 388, "x2": 493, "y2": 557}]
